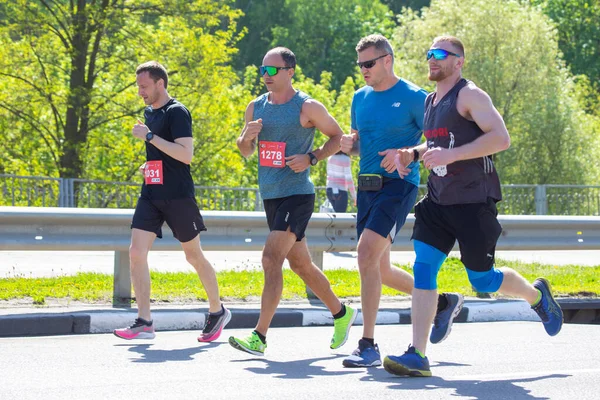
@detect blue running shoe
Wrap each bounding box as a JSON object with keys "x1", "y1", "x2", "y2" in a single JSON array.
[
  {"x1": 384, "y1": 346, "x2": 431, "y2": 377},
  {"x1": 342, "y1": 339, "x2": 382, "y2": 368},
  {"x1": 430, "y1": 293, "x2": 464, "y2": 344},
  {"x1": 531, "y1": 278, "x2": 563, "y2": 336}
]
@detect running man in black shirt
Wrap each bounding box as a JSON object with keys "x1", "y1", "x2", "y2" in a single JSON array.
[
  {"x1": 384, "y1": 36, "x2": 563, "y2": 377},
  {"x1": 114, "y1": 61, "x2": 230, "y2": 342}
]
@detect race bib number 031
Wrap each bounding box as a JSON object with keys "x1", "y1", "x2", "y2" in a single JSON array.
[
  {"x1": 259, "y1": 141, "x2": 286, "y2": 168},
  {"x1": 144, "y1": 160, "x2": 163, "y2": 184}
]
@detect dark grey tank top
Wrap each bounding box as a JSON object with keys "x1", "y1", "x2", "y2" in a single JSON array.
[{"x1": 424, "y1": 78, "x2": 502, "y2": 205}]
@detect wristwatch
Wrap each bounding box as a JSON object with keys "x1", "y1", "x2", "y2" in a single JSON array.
[
  {"x1": 145, "y1": 131, "x2": 154, "y2": 142},
  {"x1": 413, "y1": 148, "x2": 420, "y2": 162},
  {"x1": 308, "y1": 152, "x2": 318, "y2": 166}
]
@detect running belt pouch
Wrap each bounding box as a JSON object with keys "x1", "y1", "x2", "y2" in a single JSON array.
[{"x1": 358, "y1": 174, "x2": 383, "y2": 191}]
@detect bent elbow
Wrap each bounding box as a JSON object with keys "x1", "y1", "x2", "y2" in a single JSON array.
[{"x1": 502, "y1": 135, "x2": 511, "y2": 151}]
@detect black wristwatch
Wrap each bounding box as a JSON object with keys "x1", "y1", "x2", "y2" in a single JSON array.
[
  {"x1": 413, "y1": 148, "x2": 420, "y2": 162},
  {"x1": 145, "y1": 131, "x2": 154, "y2": 142},
  {"x1": 308, "y1": 152, "x2": 318, "y2": 166}
]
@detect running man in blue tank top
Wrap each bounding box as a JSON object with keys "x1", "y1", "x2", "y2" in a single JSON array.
[
  {"x1": 230, "y1": 47, "x2": 357, "y2": 356},
  {"x1": 340, "y1": 35, "x2": 463, "y2": 369},
  {"x1": 384, "y1": 36, "x2": 563, "y2": 378}
]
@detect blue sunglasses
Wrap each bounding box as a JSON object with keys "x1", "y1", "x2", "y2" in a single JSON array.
[{"x1": 427, "y1": 48, "x2": 461, "y2": 61}]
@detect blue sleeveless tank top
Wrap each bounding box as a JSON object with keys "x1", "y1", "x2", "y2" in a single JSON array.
[{"x1": 253, "y1": 90, "x2": 315, "y2": 199}]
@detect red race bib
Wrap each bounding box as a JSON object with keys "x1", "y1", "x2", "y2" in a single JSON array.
[
  {"x1": 259, "y1": 141, "x2": 286, "y2": 168},
  {"x1": 144, "y1": 160, "x2": 163, "y2": 184}
]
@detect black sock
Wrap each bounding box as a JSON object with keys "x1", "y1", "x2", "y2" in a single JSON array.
[
  {"x1": 254, "y1": 330, "x2": 267, "y2": 344},
  {"x1": 333, "y1": 303, "x2": 346, "y2": 319},
  {"x1": 138, "y1": 317, "x2": 152, "y2": 326},
  {"x1": 437, "y1": 293, "x2": 448, "y2": 313},
  {"x1": 210, "y1": 304, "x2": 225, "y2": 316},
  {"x1": 362, "y1": 337, "x2": 375, "y2": 346}
]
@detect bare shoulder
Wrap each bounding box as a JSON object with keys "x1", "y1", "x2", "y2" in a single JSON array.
[
  {"x1": 457, "y1": 81, "x2": 493, "y2": 118},
  {"x1": 458, "y1": 81, "x2": 492, "y2": 106},
  {"x1": 302, "y1": 98, "x2": 326, "y2": 113},
  {"x1": 244, "y1": 99, "x2": 256, "y2": 120},
  {"x1": 301, "y1": 98, "x2": 329, "y2": 120}
]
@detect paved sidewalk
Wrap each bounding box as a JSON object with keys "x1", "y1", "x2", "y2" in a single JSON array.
[{"x1": 2, "y1": 297, "x2": 596, "y2": 337}]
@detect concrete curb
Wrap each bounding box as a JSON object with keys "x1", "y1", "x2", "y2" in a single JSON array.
[{"x1": 0, "y1": 299, "x2": 598, "y2": 337}]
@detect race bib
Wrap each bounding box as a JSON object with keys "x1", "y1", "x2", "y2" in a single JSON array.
[
  {"x1": 259, "y1": 141, "x2": 286, "y2": 168},
  {"x1": 144, "y1": 160, "x2": 163, "y2": 184}
]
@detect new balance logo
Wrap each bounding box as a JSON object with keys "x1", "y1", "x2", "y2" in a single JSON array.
[{"x1": 391, "y1": 102, "x2": 401, "y2": 108}]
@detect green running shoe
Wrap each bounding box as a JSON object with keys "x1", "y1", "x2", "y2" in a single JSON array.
[
  {"x1": 330, "y1": 305, "x2": 357, "y2": 349},
  {"x1": 229, "y1": 331, "x2": 266, "y2": 356}
]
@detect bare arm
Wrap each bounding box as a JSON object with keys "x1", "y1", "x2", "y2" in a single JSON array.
[
  {"x1": 285, "y1": 99, "x2": 343, "y2": 172},
  {"x1": 304, "y1": 99, "x2": 343, "y2": 160},
  {"x1": 236, "y1": 101, "x2": 261, "y2": 158},
  {"x1": 422, "y1": 85, "x2": 510, "y2": 169},
  {"x1": 132, "y1": 120, "x2": 193, "y2": 164}
]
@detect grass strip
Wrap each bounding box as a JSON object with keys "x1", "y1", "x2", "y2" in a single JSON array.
[{"x1": 1, "y1": 258, "x2": 598, "y2": 304}]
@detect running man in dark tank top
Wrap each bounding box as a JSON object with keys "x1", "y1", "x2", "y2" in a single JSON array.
[{"x1": 385, "y1": 36, "x2": 563, "y2": 378}]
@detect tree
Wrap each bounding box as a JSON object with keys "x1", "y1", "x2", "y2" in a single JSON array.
[
  {"x1": 233, "y1": 0, "x2": 395, "y2": 90},
  {"x1": 0, "y1": 0, "x2": 252, "y2": 189},
  {"x1": 392, "y1": 0, "x2": 600, "y2": 185},
  {"x1": 531, "y1": 0, "x2": 600, "y2": 116}
]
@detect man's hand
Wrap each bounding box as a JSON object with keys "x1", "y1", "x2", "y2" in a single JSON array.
[
  {"x1": 340, "y1": 133, "x2": 357, "y2": 154},
  {"x1": 378, "y1": 149, "x2": 400, "y2": 173},
  {"x1": 132, "y1": 119, "x2": 150, "y2": 140},
  {"x1": 138, "y1": 163, "x2": 146, "y2": 175},
  {"x1": 285, "y1": 154, "x2": 310, "y2": 173},
  {"x1": 242, "y1": 118, "x2": 263, "y2": 142},
  {"x1": 394, "y1": 148, "x2": 414, "y2": 179},
  {"x1": 422, "y1": 147, "x2": 456, "y2": 170}
]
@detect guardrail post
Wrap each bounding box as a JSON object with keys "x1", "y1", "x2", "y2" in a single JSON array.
[
  {"x1": 535, "y1": 185, "x2": 548, "y2": 215},
  {"x1": 113, "y1": 250, "x2": 132, "y2": 307}
]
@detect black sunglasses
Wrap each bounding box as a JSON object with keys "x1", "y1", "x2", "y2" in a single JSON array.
[
  {"x1": 357, "y1": 53, "x2": 389, "y2": 69},
  {"x1": 259, "y1": 65, "x2": 292, "y2": 77},
  {"x1": 427, "y1": 48, "x2": 461, "y2": 61}
]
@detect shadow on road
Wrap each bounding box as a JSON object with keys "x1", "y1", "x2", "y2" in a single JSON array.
[
  {"x1": 115, "y1": 342, "x2": 221, "y2": 363},
  {"x1": 231, "y1": 355, "x2": 362, "y2": 379},
  {"x1": 362, "y1": 364, "x2": 569, "y2": 400}
]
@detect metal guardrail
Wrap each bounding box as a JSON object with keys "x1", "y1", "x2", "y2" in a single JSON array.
[
  {"x1": 2, "y1": 206, "x2": 600, "y2": 305},
  {"x1": 3, "y1": 174, "x2": 600, "y2": 215}
]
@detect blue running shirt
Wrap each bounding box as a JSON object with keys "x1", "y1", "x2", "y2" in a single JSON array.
[{"x1": 351, "y1": 79, "x2": 427, "y2": 187}]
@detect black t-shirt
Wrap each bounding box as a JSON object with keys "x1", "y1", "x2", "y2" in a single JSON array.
[{"x1": 141, "y1": 98, "x2": 195, "y2": 200}]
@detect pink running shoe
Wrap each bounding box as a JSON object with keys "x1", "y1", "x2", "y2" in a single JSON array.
[
  {"x1": 198, "y1": 306, "x2": 231, "y2": 342},
  {"x1": 114, "y1": 318, "x2": 155, "y2": 340}
]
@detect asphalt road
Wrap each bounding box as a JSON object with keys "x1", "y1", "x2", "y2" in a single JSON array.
[{"x1": 0, "y1": 322, "x2": 598, "y2": 399}]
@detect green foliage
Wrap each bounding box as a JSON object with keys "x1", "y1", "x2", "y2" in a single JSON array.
[
  {"x1": 0, "y1": 0, "x2": 254, "y2": 189},
  {"x1": 531, "y1": 0, "x2": 600, "y2": 115},
  {"x1": 392, "y1": 0, "x2": 600, "y2": 185},
  {"x1": 233, "y1": 0, "x2": 395, "y2": 89}
]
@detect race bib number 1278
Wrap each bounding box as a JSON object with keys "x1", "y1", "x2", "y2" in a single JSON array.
[{"x1": 259, "y1": 141, "x2": 286, "y2": 168}]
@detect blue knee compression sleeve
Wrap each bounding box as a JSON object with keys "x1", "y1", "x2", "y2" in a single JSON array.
[
  {"x1": 413, "y1": 240, "x2": 447, "y2": 290},
  {"x1": 467, "y1": 267, "x2": 504, "y2": 293}
]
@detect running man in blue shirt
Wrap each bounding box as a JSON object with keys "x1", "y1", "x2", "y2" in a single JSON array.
[{"x1": 341, "y1": 35, "x2": 463, "y2": 368}]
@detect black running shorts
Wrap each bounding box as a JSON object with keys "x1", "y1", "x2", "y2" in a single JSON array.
[
  {"x1": 131, "y1": 196, "x2": 207, "y2": 243},
  {"x1": 263, "y1": 194, "x2": 315, "y2": 241},
  {"x1": 411, "y1": 195, "x2": 502, "y2": 272}
]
